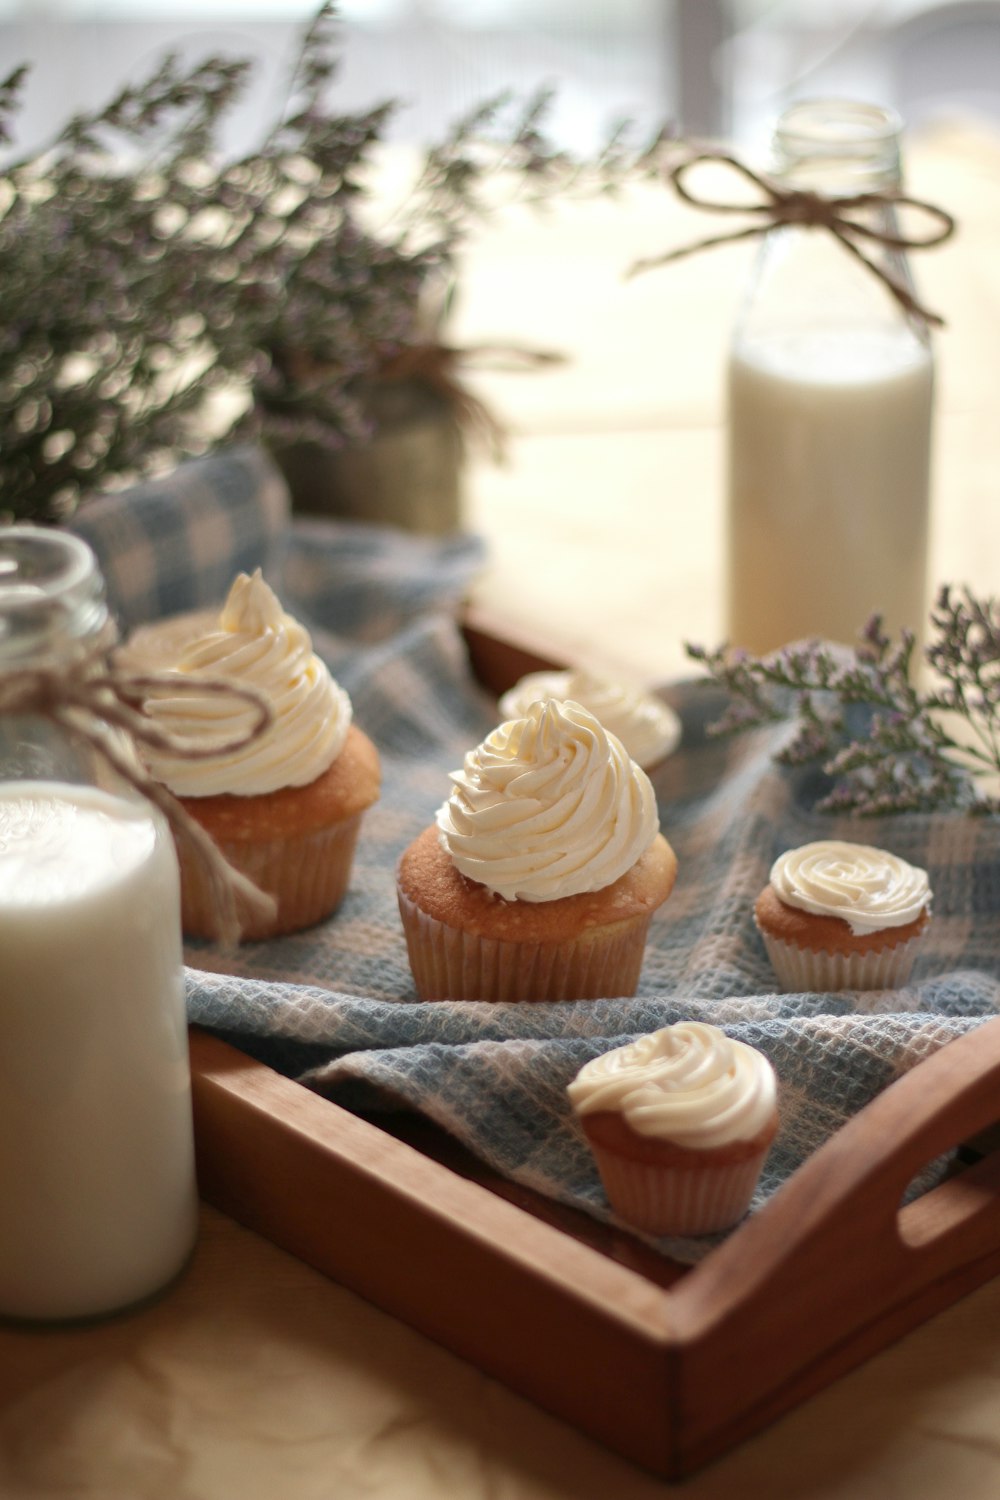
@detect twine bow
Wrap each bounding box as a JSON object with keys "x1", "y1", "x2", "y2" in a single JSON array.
[
  {"x1": 273, "y1": 340, "x2": 564, "y2": 464},
  {"x1": 0, "y1": 622, "x2": 278, "y2": 948},
  {"x1": 630, "y1": 150, "x2": 956, "y2": 328}
]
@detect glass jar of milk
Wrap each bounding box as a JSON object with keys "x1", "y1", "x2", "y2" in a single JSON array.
[
  {"x1": 0, "y1": 528, "x2": 198, "y2": 1322},
  {"x1": 726, "y1": 100, "x2": 934, "y2": 654}
]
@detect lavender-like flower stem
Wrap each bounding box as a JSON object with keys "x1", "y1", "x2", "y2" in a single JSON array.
[{"x1": 686, "y1": 593, "x2": 1000, "y2": 816}]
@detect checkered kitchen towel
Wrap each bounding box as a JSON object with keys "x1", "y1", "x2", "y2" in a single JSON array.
[{"x1": 74, "y1": 447, "x2": 1000, "y2": 1265}]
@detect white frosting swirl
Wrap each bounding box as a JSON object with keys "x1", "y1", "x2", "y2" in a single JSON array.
[
  {"x1": 770, "y1": 840, "x2": 930, "y2": 935},
  {"x1": 436, "y1": 698, "x2": 658, "y2": 903},
  {"x1": 140, "y1": 570, "x2": 351, "y2": 797},
  {"x1": 567, "y1": 1021, "x2": 777, "y2": 1148},
  {"x1": 498, "y1": 670, "x2": 681, "y2": 770}
]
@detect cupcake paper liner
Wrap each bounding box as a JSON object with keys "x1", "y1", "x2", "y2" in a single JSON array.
[
  {"x1": 759, "y1": 927, "x2": 926, "y2": 993},
  {"x1": 587, "y1": 1143, "x2": 771, "y2": 1237},
  {"x1": 396, "y1": 888, "x2": 654, "y2": 1002},
  {"x1": 179, "y1": 811, "x2": 364, "y2": 942}
]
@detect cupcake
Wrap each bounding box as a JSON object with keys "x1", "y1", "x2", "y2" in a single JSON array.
[
  {"x1": 121, "y1": 570, "x2": 380, "y2": 941},
  {"x1": 498, "y1": 668, "x2": 681, "y2": 771},
  {"x1": 568, "y1": 1021, "x2": 778, "y2": 1236},
  {"x1": 754, "y1": 839, "x2": 931, "y2": 992},
  {"x1": 396, "y1": 698, "x2": 678, "y2": 1002}
]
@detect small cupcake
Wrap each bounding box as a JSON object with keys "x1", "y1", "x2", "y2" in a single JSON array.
[
  {"x1": 396, "y1": 699, "x2": 678, "y2": 1002},
  {"x1": 568, "y1": 1021, "x2": 778, "y2": 1237},
  {"x1": 122, "y1": 570, "x2": 380, "y2": 941},
  {"x1": 498, "y1": 668, "x2": 681, "y2": 771},
  {"x1": 755, "y1": 840, "x2": 931, "y2": 992}
]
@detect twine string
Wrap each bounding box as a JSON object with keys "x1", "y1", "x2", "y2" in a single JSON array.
[
  {"x1": 0, "y1": 623, "x2": 278, "y2": 947},
  {"x1": 629, "y1": 150, "x2": 956, "y2": 327},
  {"x1": 274, "y1": 339, "x2": 564, "y2": 466},
  {"x1": 377, "y1": 341, "x2": 565, "y2": 463}
]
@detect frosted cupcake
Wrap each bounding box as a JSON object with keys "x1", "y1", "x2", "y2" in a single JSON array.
[
  {"x1": 122, "y1": 570, "x2": 380, "y2": 941},
  {"x1": 568, "y1": 1021, "x2": 778, "y2": 1236},
  {"x1": 396, "y1": 698, "x2": 678, "y2": 1002},
  {"x1": 498, "y1": 668, "x2": 681, "y2": 771},
  {"x1": 755, "y1": 839, "x2": 931, "y2": 992}
]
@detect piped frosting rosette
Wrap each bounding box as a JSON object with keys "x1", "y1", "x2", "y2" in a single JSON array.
[
  {"x1": 138, "y1": 570, "x2": 352, "y2": 798},
  {"x1": 436, "y1": 697, "x2": 659, "y2": 902},
  {"x1": 568, "y1": 1022, "x2": 779, "y2": 1236},
  {"x1": 568, "y1": 1021, "x2": 777, "y2": 1148},
  {"x1": 769, "y1": 840, "x2": 929, "y2": 934},
  {"x1": 756, "y1": 839, "x2": 932, "y2": 993},
  {"x1": 498, "y1": 668, "x2": 681, "y2": 771}
]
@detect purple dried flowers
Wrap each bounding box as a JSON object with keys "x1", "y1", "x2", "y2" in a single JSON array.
[
  {"x1": 687, "y1": 585, "x2": 1000, "y2": 815},
  {"x1": 0, "y1": 3, "x2": 673, "y2": 523}
]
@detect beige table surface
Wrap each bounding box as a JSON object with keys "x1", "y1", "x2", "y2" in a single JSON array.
[
  {"x1": 5, "y1": 122, "x2": 1000, "y2": 1500},
  {"x1": 4, "y1": 1202, "x2": 1000, "y2": 1500}
]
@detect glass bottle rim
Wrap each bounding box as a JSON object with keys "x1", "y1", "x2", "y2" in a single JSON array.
[
  {"x1": 0, "y1": 526, "x2": 108, "y2": 662},
  {"x1": 773, "y1": 98, "x2": 903, "y2": 189}
]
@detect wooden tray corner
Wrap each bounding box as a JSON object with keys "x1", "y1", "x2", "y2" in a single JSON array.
[{"x1": 189, "y1": 1016, "x2": 1000, "y2": 1480}]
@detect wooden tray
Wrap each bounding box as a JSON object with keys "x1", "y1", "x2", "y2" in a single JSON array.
[
  {"x1": 187, "y1": 615, "x2": 1000, "y2": 1479},
  {"x1": 190, "y1": 1024, "x2": 1000, "y2": 1479}
]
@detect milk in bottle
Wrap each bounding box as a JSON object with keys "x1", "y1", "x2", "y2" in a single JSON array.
[
  {"x1": 726, "y1": 101, "x2": 935, "y2": 654},
  {"x1": 0, "y1": 529, "x2": 197, "y2": 1322}
]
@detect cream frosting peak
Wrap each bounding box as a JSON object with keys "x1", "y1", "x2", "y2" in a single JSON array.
[
  {"x1": 436, "y1": 698, "x2": 659, "y2": 903},
  {"x1": 770, "y1": 840, "x2": 930, "y2": 935},
  {"x1": 498, "y1": 669, "x2": 681, "y2": 770},
  {"x1": 567, "y1": 1021, "x2": 777, "y2": 1149},
  {"x1": 139, "y1": 570, "x2": 351, "y2": 798},
  {"x1": 219, "y1": 568, "x2": 283, "y2": 636}
]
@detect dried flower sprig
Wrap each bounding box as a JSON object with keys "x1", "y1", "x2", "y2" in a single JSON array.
[
  {"x1": 0, "y1": 3, "x2": 675, "y2": 524},
  {"x1": 686, "y1": 585, "x2": 1000, "y2": 816}
]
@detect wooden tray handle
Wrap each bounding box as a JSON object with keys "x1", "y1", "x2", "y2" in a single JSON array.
[{"x1": 675, "y1": 1014, "x2": 1000, "y2": 1349}]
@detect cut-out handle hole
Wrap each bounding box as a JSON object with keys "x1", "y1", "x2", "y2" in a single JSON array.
[{"x1": 898, "y1": 1143, "x2": 1000, "y2": 1254}]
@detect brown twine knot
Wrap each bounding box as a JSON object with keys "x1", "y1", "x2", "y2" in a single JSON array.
[
  {"x1": 378, "y1": 341, "x2": 565, "y2": 462},
  {"x1": 0, "y1": 621, "x2": 278, "y2": 948},
  {"x1": 629, "y1": 150, "x2": 957, "y2": 328}
]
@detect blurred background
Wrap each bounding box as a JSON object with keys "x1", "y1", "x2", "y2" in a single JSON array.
[
  {"x1": 4, "y1": 1, "x2": 1000, "y2": 157},
  {"x1": 4, "y1": 1, "x2": 1000, "y2": 682}
]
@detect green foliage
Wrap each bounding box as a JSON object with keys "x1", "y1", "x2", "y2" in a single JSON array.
[
  {"x1": 687, "y1": 586, "x2": 1000, "y2": 815},
  {"x1": 0, "y1": 3, "x2": 672, "y2": 522}
]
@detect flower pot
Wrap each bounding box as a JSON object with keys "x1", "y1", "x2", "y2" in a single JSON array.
[{"x1": 270, "y1": 378, "x2": 464, "y2": 536}]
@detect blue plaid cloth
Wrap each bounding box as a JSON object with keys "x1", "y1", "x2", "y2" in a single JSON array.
[
  {"x1": 77, "y1": 448, "x2": 1000, "y2": 1265},
  {"x1": 70, "y1": 446, "x2": 291, "y2": 632}
]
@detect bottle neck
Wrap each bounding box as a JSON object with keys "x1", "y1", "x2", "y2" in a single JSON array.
[{"x1": 731, "y1": 97, "x2": 925, "y2": 344}]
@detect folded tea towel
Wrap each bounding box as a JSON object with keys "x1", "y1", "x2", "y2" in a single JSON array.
[
  {"x1": 69, "y1": 446, "x2": 291, "y2": 631},
  {"x1": 70, "y1": 443, "x2": 488, "y2": 650},
  {"x1": 186, "y1": 666, "x2": 1000, "y2": 1263},
  {"x1": 76, "y1": 449, "x2": 1000, "y2": 1264}
]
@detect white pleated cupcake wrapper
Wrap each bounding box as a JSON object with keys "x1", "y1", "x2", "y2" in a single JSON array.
[
  {"x1": 758, "y1": 927, "x2": 925, "y2": 993},
  {"x1": 180, "y1": 812, "x2": 363, "y2": 942},
  {"x1": 397, "y1": 889, "x2": 653, "y2": 1002},
  {"x1": 590, "y1": 1147, "x2": 770, "y2": 1237}
]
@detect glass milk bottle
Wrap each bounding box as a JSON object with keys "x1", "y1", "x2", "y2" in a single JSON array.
[
  {"x1": 726, "y1": 100, "x2": 934, "y2": 653},
  {"x1": 0, "y1": 528, "x2": 198, "y2": 1322}
]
